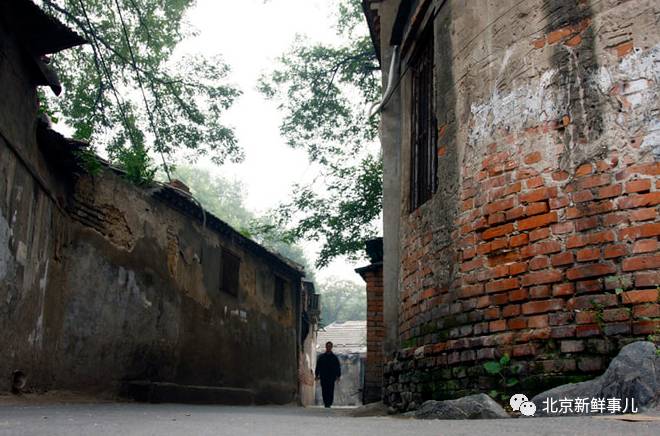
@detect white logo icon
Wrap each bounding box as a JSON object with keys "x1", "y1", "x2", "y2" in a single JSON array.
[
  {"x1": 519, "y1": 401, "x2": 537, "y2": 417},
  {"x1": 511, "y1": 394, "x2": 536, "y2": 416},
  {"x1": 509, "y1": 394, "x2": 528, "y2": 411}
]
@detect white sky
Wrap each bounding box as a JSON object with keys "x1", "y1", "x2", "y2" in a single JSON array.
[{"x1": 175, "y1": 0, "x2": 372, "y2": 283}]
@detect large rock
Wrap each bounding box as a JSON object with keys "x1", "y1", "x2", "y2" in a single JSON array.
[
  {"x1": 532, "y1": 341, "x2": 659, "y2": 416},
  {"x1": 405, "y1": 393, "x2": 509, "y2": 419}
]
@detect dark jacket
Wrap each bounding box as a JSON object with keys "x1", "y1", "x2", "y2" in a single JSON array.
[{"x1": 315, "y1": 352, "x2": 341, "y2": 381}]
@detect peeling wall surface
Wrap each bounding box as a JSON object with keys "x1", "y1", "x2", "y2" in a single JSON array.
[
  {"x1": 59, "y1": 172, "x2": 301, "y2": 401},
  {"x1": 299, "y1": 328, "x2": 318, "y2": 406},
  {"x1": 0, "y1": 18, "x2": 69, "y2": 393},
  {"x1": 298, "y1": 282, "x2": 321, "y2": 406},
  {"x1": 0, "y1": 17, "x2": 303, "y2": 402},
  {"x1": 370, "y1": 0, "x2": 660, "y2": 411}
]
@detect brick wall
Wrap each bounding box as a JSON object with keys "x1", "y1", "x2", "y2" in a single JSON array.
[
  {"x1": 379, "y1": 0, "x2": 660, "y2": 411},
  {"x1": 356, "y1": 262, "x2": 385, "y2": 404},
  {"x1": 388, "y1": 152, "x2": 660, "y2": 410}
]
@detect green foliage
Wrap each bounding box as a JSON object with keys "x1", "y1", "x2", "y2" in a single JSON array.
[
  {"x1": 401, "y1": 338, "x2": 417, "y2": 349},
  {"x1": 269, "y1": 154, "x2": 382, "y2": 267},
  {"x1": 73, "y1": 147, "x2": 102, "y2": 176},
  {"x1": 172, "y1": 166, "x2": 254, "y2": 231},
  {"x1": 317, "y1": 278, "x2": 366, "y2": 326},
  {"x1": 483, "y1": 354, "x2": 521, "y2": 402},
  {"x1": 248, "y1": 216, "x2": 315, "y2": 280},
  {"x1": 116, "y1": 143, "x2": 157, "y2": 185},
  {"x1": 590, "y1": 299, "x2": 605, "y2": 331},
  {"x1": 647, "y1": 304, "x2": 660, "y2": 344},
  {"x1": 171, "y1": 165, "x2": 314, "y2": 277},
  {"x1": 258, "y1": 0, "x2": 382, "y2": 267},
  {"x1": 610, "y1": 275, "x2": 628, "y2": 301},
  {"x1": 40, "y1": 0, "x2": 242, "y2": 180},
  {"x1": 483, "y1": 361, "x2": 502, "y2": 375},
  {"x1": 37, "y1": 89, "x2": 59, "y2": 124}
]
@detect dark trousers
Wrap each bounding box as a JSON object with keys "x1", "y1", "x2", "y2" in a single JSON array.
[{"x1": 320, "y1": 377, "x2": 335, "y2": 407}]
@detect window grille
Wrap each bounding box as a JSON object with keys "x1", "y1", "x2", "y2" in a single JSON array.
[
  {"x1": 410, "y1": 27, "x2": 436, "y2": 210},
  {"x1": 274, "y1": 276, "x2": 285, "y2": 309},
  {"x1": 221, "y1": 250, "x2": 240, "y2": 296}
]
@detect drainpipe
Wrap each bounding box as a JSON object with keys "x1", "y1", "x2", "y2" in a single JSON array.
[{"x1": 368, "y1": 45, "x2": 400, "y2": 118}]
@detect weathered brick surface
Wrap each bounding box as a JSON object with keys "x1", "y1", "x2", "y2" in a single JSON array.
[
  {"x1": 357, "y1": 266, "x2": 385, "y2": 404},
  {"x1": 379, "y1": 0, "x2": 660, "y2": 412}
]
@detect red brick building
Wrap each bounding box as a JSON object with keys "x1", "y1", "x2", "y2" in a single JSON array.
[
  {"x1": 363, "y1": 0, "x2": 660, "y2": 411},
  {"x1": 356, "y1": 238, "x2": 385, "y2": 404}
]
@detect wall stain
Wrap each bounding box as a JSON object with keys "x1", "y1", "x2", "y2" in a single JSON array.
[{"x1": 542, "y1": 0, "x2": 606, "y2": 170}]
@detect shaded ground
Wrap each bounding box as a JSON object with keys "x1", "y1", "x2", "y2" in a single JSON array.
[{"x1": 0, "y1": 397, "x2": 658, "y2": 436}]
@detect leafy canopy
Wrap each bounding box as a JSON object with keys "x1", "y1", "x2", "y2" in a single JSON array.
[
  {"x1": 317, "y1": 278, "x2": 366, "y2": 326},
  {"x1": 172, "y1": 165, "x2": 314, "y2": 278},
  {"x1": 258, "y1": 0, "x2": 382, "y2": 268},
  {"x1": 171, "y1": 165, "x2": 254, "y2": 232},
  {"x1": 40, "y1": 0, "x2": 241, "y2": 184}
]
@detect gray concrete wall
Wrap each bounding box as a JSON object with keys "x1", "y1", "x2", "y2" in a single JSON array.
[{"x1": 377, "y1": 0, "x2": 403, "y2": 359}]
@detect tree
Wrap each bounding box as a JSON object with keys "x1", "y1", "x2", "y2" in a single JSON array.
[
  {"x1": 317, "y1": 278, "x2": 366, "y2": 326},
  {"x1": 39, "y1": 0, "x2": 241, "y2": 184},
  {"x1": 171, "y1": 166, "x2": 253, "y2": 233},
  {"x1": 172, "y1": 165, "x2": 314, "y2": 278},
  {"x1": 258, "y1": 0, "x2": 382, "y2": 268}
]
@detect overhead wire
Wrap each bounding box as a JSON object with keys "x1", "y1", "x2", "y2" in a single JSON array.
[{"x1": 112, "y1": 0, "x2": 172, "y2": 182}]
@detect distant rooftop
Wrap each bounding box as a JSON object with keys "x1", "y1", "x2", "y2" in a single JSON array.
[{"x1": 316, "y1": 321, "x2": 366, "y2": 354}]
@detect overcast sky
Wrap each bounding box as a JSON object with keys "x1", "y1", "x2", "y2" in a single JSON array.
[{"x1": 175, "y1": 0, "x2": 370, "y2": 283}]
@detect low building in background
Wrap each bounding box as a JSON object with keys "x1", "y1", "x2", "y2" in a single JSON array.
[{"x1": 315, "y1": 320, "x2": 367, "y2": 406}]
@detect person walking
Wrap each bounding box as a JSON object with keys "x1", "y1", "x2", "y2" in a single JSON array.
[{"x1": 315, "y1": 341, "x2": 341, "y2": 408}]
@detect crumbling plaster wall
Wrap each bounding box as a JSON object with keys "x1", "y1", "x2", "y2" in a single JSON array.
[
  {"x1": 2, "y1": 162, "x2": 302, "y2": 401},
  {"x1": 52, "y1": 171, "x2": 301, "y2": 400},
  {"x1": 0, "y1": 20, "x2": 71, "y2": 393},
  {"x1": 1, "y1": 19, "x2": 301, "y2": 400},
  {"x1": 378, "y1": 0, "x2": 404, "y2": 361},
  {"x1": 378, "y1": 0, "x2": 660, "y2": 411},
  {"x1": 299, "y1": 327, "x2": 317, "y2": 406}
]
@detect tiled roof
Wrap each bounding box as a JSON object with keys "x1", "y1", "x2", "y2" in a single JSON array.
[{"x1": 317, "y1": 321, "x2": 367, "y2": 354}]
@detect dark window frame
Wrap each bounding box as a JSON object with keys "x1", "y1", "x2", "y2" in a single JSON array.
[
  {"x1": 409, "y1": 24, "x2": 437, "y2": 211},
  {"x1": 220, "y1": 249, "x2": 240, "y2": 297},
  {"x1": 274, "y1": 275, "x2": 286, "y2": 309}
]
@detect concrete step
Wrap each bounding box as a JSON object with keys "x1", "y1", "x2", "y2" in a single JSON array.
[{"x1": 122, "y1": 381, "x2": 255, "y2": 405}]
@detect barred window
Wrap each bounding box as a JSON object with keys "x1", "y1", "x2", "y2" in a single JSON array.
[
  {"x1": 274, "y1": 276, "x2": 285, "y2": 309},
  {"x1": 410, "y1": 27, "x2": 436, "y2": 211},
  {"x1": 221, "y1": 249, "x2": 240, "y2": 296}
]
